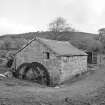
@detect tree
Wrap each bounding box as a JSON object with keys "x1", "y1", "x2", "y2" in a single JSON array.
[
  {"x1": 49, "y1": 17, "x2": 75, "y2": 33},
  {"x1": 98, "y1": 28, "x2": 105, "y2": 35},
  {"x1": 98, "y1": 28, "x2": 105, "y2": 44},
  {"x1": 98, "y1": 28, "x2": 105, "y2": 41}
]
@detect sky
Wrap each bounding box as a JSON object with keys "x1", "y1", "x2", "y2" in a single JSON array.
[{"x1": 0, "y1": 0, "x2": 105, "y2": 35}]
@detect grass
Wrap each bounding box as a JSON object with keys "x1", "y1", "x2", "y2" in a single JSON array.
[
  {"x1": 61, "y1": 67, "x2": 95, "y2": 86},
  {"x1": 0, "y1": 65, "x2": 105, "y2": 105}
]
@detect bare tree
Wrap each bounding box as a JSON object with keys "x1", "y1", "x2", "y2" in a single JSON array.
[{"x1": 49, "y1": 17, "x2": 75, "y2": 33}]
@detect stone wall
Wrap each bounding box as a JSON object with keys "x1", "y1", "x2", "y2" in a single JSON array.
[{"x1": 60, "y1": 56, "x2": 87, "y2": 82}]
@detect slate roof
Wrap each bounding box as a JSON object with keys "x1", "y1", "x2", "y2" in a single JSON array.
[{"x1": 37, "y1": 37, "x2": 87, "y2": 56}]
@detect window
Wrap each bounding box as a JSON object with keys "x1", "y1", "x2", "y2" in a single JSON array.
[{"x1": 43, "y1": 52, "x2": 50, "y2": 59}]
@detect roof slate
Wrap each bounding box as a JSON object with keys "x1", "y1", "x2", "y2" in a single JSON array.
[{"x1": 37, "y1": 37, "x2": 87, "y2": 56}]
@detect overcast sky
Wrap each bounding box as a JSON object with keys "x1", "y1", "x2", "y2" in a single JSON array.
[{"x1": 0, "y1": 0, "x2": 105, "y2": 35}]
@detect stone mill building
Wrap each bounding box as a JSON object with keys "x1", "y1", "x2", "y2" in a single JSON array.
[{"x1": 12, "y1": 37, "x2": 87, "y2": 85}]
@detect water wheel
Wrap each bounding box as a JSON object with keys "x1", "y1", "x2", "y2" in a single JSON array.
[
  {"x1": 16, "y1": 62, "x2": 50, "y2": 86},
  {"x1": 26, "y1": 62, "x2": 50, "y2": 86}
]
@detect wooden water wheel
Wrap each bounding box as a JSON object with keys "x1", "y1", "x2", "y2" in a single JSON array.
[{"x1": 16, "y1": 62, "x2": 50, "y2": 86}]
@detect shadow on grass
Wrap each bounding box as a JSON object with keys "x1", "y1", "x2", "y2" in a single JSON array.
[{"x1": 62, "y1": 68, "x2": 96, "y2": 85}]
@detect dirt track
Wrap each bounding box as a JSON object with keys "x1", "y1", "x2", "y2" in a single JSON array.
[{"x1": 0, "y1": 65, "x2": 105, "y2": 105}]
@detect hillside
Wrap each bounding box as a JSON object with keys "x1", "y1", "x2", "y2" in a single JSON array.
[
  {"x1": 0, "y1": 31, "x2": 97, "y2": 41},
  {"x1": 0, "y1": 31, "x2": 99, "y2": 58}
]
